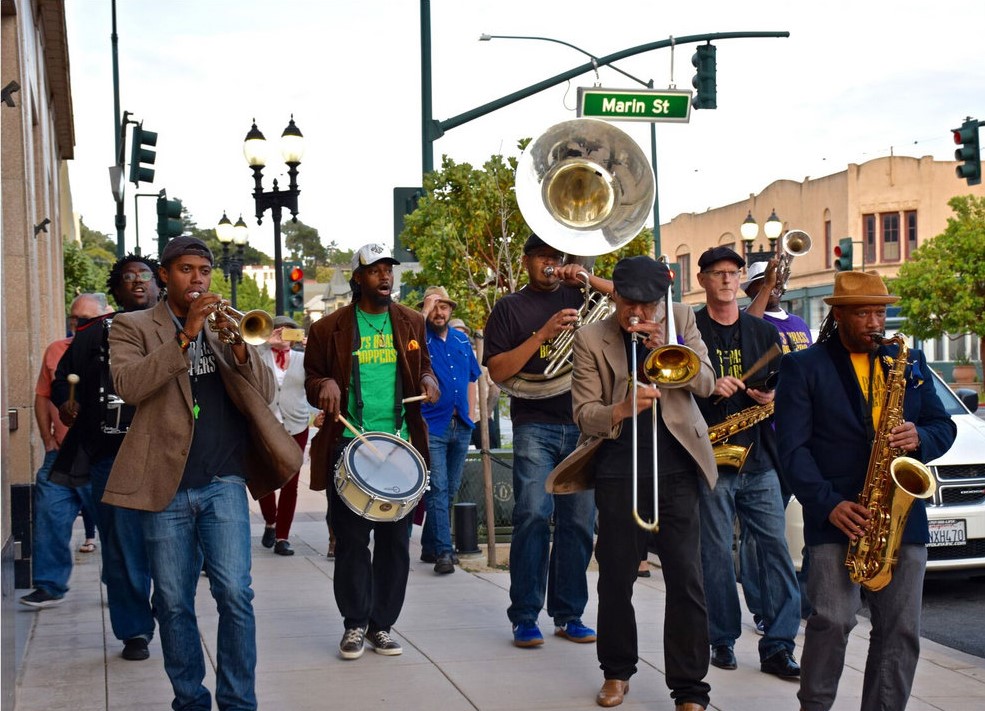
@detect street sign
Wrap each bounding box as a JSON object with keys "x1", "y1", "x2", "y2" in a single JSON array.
[{"x1": 577, "y1": 87, "x2": 692, "y2": 123}]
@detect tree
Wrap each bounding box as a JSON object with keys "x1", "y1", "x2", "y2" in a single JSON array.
[
  {"x1": 893, "y1": 194, "x2": 985, "y2": 366},
  {"x1": 63, "y1": 238, "x2": 108, "y2": 311},
  {"x1": 283, "y1": 219, "x2": 327, "y2": 271},
  {"x1": 400, "y1": 146, "x2": 653, "y2": 330},
  {"x1": 79, "y1": 219, "x2": 117, "y2": 270}
]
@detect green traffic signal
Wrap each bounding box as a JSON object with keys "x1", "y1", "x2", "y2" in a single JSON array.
[
  {"x1": 691, "y1": 44, "x2": 717, "y2": 110},
  {"x1": 833, "y1": 237, "x2": 854, "y2": 272},
  {"x1": 129, "y1": 123, "x2": 157, "y2": 187},
  {"x1": 156, "y1": 192, "x2": 183, "y2": 257},
  {"x1": 952, "y1": 119, "x2": 981, "y2": 187}
]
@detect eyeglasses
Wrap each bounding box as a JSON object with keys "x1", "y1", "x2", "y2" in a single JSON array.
[
  {"x1": 703, "y1": 269, "x2": 740, "y2": 280},
  {"x1": 121, "y1": 272, "x2": 154, "y2": 283}
]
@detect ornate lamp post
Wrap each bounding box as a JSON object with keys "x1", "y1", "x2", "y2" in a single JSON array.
[
  {"x1": 244, "y1": 116, "x2": 303, "y2": 316},
  {"x1": 215, "y1": 212, "x2": 250, "y2": 309},
  {"x1": 740, "y1": 209, "x2": 783, "y2": 263}
]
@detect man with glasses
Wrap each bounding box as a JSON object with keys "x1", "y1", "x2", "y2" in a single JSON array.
[
  {"x1": 50, "y1": 255, "x2": 161, "y2": 661},
  {"x1": 692, "y1": 247, "x2": 802, "y2": 679}
]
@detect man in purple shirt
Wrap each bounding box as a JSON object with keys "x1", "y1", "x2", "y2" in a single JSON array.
[
  {"x1": 743, "y1": 260, "x2": 813, "y2": 354},
  {"x1": 419, "y1": 286, "x2": 482, "y2": 574}
]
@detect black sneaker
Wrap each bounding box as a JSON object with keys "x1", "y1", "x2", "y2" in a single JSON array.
[
  {"x1": 366, "y1": 630, "x2": 402, "y2": 656},
  {"x1": 420, "y1": 551, "x2": 437, "y2": 564},
  {"x1": 761, "y1": 649, "x2": 800, "y2": 678},
  {"x1": 274, "y1": 540, "x2": 294, "y2": 556},
  {"x1": 434, "y1": 554, "x2": 455, "y2": 575},
  {"x1": 122, "y1": 637, "x2": 150, "y2": 661},
  {"x1": 339, "y1": 627, "x2": 366, "y2": 660},
  {"x1": 261, "y1": 527, "x2": 276, "y2": 548},
  {"x1": 19, "y1": 589, "x2": 64, "y2": 608}
]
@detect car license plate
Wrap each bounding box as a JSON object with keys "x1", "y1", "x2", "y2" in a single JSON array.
[{"x1": 927, "y1": 518, "x2": 967, "y2": 547}]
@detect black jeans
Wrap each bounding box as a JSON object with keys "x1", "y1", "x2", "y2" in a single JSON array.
[
  {"x1": 594, "y1": 472, "x2": 711, "y2": 708},
  {"x1": 327, "y1": 444, "x2": 412, "y2": 633}
]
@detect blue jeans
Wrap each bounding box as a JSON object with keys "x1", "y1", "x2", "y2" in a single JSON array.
[
  {"x1": 799, "y1": 544, "x2": 925, "y2": 711},
  {"x1": 141, "y1": 476, "x2": 256, "y2": 711},
  {"x1": 32, "y1": 449, "x2": 96, "y2": 596},
  {"x1": 699, "y1": 468, "x2": 801, "y2": 661},
  {"x1": 508, "y1": 423, "x2": 595, "y2": 627},
  {"x1": 89, "y1": 456, "x2": 155, "y2": 643},
  {"x1": 422, "y1": 417, "x2": 474, "y2": 557}
]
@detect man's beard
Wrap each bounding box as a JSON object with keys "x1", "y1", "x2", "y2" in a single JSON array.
[
  {"x1": 368, "y1": 291, "x2": 393, "y2": 308},
  {"x1": 429, "y1": 320, "x2": 448, "y2": 336}
]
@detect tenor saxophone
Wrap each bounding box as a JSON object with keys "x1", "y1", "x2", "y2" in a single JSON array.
[
  {"x1": 707, "y1": 402, "x2": 775, "y2": 471},
  {"x1": 844, "y1": 334, "x2": 937, "y2": 592}
]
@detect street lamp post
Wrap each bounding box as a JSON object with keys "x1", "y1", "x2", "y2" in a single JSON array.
[
  {"x1": 243, "y1": 116, "x2": 303, "y2": 316},
  {"x1": 215, "y1": 212, "x2": 250, "y2": 309},
  {"x1": 740, "y1": 209, "x2": 783, "y2": 263}
]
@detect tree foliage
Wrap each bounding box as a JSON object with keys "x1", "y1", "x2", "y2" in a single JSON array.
[
  {"x1": 283, "y1": 219, "x2": 327, "y2": 271},
  {"x1": 63, "y1": 237, "x2": 108, "y2": 311},
  {"x1": 893, "y1": 194, "x2": 985, "y2": 365},
  {"x1": 400, "y1": 148, "x2": 654, "y2": 331}
]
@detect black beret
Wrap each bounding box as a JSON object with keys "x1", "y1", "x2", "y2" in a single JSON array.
[
  {"x1": 697, "y1": 246, "x2": 745, "y2": 270},
  {"x1": 612, "y1": 256, "x2": 672, "y2": 303}
]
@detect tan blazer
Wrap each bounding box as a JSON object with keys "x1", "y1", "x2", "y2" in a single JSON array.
[
  {"x1": 569, "y1": 303, "x2": 719, "y2": 490},
  {"x1": 104, "y1": 300, "x2": 302, "y2": 512}
]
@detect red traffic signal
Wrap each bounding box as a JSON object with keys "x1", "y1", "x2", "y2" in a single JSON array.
[{"x1": 288, "y1": 266, "x2": 304, "y2": 282}]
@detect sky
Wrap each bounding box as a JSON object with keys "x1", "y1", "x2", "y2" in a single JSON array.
[{"x1": 64, "y1": 0, "x2": 985, "y2": 259}]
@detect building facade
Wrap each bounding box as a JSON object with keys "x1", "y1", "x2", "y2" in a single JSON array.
[{"x1": 660, "y1": 155, "x2": 984, "y2": 370}]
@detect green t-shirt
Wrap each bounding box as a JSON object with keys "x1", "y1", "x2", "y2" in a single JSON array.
[{"x1": 346, "y1": 308, "x2": 408, "y2": 438}]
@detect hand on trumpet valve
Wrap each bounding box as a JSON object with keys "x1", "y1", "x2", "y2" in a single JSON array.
[{"x1": 184, "y1": 291, "x2": 222, "y2": 338}]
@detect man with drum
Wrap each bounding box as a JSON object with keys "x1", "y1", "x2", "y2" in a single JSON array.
[
  {"x1": 483, "y1": 233, "x2": 610, "y2": 648},
  {"x1": 305, "y1": 242, "x2": 439, "y2": 660}
]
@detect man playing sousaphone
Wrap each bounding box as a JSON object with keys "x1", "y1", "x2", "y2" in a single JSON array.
[
  {"x1": 568, "y1": 255, "x2": 717, "y2": 710},
  {"x1": 483, "y1": 233, "x2": 612, "y2": 648},
  {"x1": 304, "y1": 242, "x2": 439, "y2": 660}
]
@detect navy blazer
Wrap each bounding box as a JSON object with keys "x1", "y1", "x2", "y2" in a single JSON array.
[{"x1": 775, "y1": 335, "x2": 956, "y2": 546}]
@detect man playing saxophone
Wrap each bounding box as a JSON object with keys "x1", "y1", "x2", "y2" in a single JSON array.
[{"x1": 775, "y1": 271, "x2": 955, "y2": 711}]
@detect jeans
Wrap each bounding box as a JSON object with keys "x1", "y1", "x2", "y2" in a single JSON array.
[
  {"x1": 799, "y1": 543, "x2": 926, "y2": 711},
  {"x1": 141, "y1": 476, "x2": 256, "y2": 711},
  {"x1": 32, "y1": 449, "x2": 96, "y2": 596},
  {"x1": 507, "y1": 422, "x2": 595, "y2": 627},
  {"x1": 422, "y1": 417, "x2": 473, "y2": 557},
  {"x1": 699, "y1": 468, "x2": 801, "y2": 661},
  {"x1": 89, "y1": 456, "x2": 155, "y2": 643}
]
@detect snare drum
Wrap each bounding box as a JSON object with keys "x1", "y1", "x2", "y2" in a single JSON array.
[{"x1": 334, "y1": 432, "x2": 429, "y2": 522}]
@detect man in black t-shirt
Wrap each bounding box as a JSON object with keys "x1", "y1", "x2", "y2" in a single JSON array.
[
  {"x1": 483, "y1": 233, "x2": 610, "y2": 648},
  {"x1": 692, "y1": 246, "x2": 801, "y2": 680}
]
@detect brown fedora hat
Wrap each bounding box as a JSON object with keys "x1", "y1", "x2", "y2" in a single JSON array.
[
  {"x1": 416, "y1": 285, "x2": 457, "y2": 309},
  {"x1": 823, "y1": 271, "x2": 900, "y2": 306}
]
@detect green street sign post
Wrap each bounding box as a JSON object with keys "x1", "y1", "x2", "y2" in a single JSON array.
[{"x1": 577, "y1": 87, "x2": 692, "y2": 123}]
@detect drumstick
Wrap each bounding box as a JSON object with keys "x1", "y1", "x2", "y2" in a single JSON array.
[
  {"x1": 713, "y1": 344, "x2": 782, "y2": 404},
  {"x1": 67, "y1": 374, "x2": 80, "y2": 408},
  {"x1": 401, "y1": 394, "x2": 427, "y2": 404},
  {"x1": 335, "y1": 413, "x2": 384, "y2": 460}
]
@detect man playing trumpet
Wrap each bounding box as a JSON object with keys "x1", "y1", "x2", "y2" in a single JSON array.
[
  {"x1": 570, "y1": 255, "x2": 717, "y2": 710},
  {"x1": 106, "y1": 236, "x2": 300, "y2": 710}
]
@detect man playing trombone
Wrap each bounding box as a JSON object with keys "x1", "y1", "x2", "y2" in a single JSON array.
[{"x1": 570, "y1": 255, "x2": 717, "y2": 711}]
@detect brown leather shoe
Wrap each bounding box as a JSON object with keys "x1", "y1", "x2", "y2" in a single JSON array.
[
  {"x1": 675, "y1": 704, "x2": 706, "y2": 711},
  {"x1": 596, "y1": 679, "x2": 629, "y2": 707}
]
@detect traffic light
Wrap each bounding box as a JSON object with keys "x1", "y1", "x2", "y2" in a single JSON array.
[
  {"x1": 953, "y1": 119, "x2": 981, "y2": 186},
  {"x1": 691, "y1": 43, "x2": 717, "y2": 110},
  {"x1": 156, "y1": 191, "x2": 183, "y2": 256},
  {"x1": 833, "y1": 237, "x2": 854, "y2": 272},
  {"x1": 668, "y1": 262, "x2": 682, "y2": 302},
  {"x1": 129, "y1": 123, "x2": 157, "y2": 186},
  {"x1": 284, "y1": 262, "x2": 304, "y2": 313},
  {"x1": 393, "y1": 186, "x2": 424, "y2": 262}
]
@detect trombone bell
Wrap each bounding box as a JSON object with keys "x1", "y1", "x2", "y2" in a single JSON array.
[
  {"x1": 781, "y1": 230, "x2": 812, "y2": 257},
  {"x1": 643, "y1": 346, "x2": 702, "y2": 388}
]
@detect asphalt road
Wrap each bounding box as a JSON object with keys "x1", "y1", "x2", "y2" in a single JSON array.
[{"x1": 919, "y1": 572, "x2": 985, "y2": 658}]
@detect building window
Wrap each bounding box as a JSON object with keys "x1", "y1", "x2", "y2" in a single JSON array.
[
  {"x1": 863, "y1": 214, "x2": 877, "y2": 265},
  {"x1": 678, "y1": 253, "x2": 692, "y2": 293},
  {"x1": 881, "y1": 212, "x2": 901, "y2": 262},
  {"x1": 824, "y1": 219, "x2": 832, "y2": 269},
  {"x1": 905, "y1": 210, "x2": 918, "y2": 257}
]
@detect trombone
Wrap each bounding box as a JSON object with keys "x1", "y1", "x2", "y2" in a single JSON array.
[{"x1": 630, "y1": 267, "x2": 703, "y2": 532}]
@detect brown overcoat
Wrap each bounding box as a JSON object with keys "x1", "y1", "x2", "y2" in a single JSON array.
[{"x1": 104, "y1": 299, "x2": 302, "y2": 511}]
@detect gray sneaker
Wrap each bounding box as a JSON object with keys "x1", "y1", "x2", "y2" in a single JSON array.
[
  {"x1": 366, "y1": 629, "x2": 402, "y2": 655},
  {"x1": 339, "y1": 627, "x2": 366, "y2": 660},
  {"x1": 20, "y1": 589, "x2": 64, "y2": 608}
]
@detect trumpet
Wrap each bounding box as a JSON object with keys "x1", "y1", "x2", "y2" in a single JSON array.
[
  {"x1": 772, "y1": 230, "x2": 812, "y2": 298},
  {"x1": 208, "y1": 302, "x2": 274, "y2": 346}
]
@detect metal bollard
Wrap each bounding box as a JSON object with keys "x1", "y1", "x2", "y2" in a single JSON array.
[{"x1": 453, "y1": 502, "x2": 480, "y2": 554}]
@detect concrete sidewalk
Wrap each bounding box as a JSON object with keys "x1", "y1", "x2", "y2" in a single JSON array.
[{"x1": 13, "y1": 470, "x2": 985, "y2": 711}]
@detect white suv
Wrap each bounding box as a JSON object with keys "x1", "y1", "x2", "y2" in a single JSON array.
[{"x1": 785, "y1": 371, "x2": 985, "y2": 574}]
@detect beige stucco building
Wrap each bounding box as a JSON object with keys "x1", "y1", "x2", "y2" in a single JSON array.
[
  {"x1": 1, "y1": 0, "x2": 75, "y2": 701},
  {"x1": 660, "y1": 155, "x2": 984, "y2": 366}
]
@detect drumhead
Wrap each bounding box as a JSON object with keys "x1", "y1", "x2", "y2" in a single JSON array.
[{"x1": 342, "y1": 432, "x2": 427, "y2": 501}]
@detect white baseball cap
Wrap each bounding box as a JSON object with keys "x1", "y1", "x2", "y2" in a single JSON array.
[
  {"x1": 351, "y1": 243, "x2": 400, "y2": 271},
  {"x1": 741, "y1": 260, "x2": 769, "y2": 293}
]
